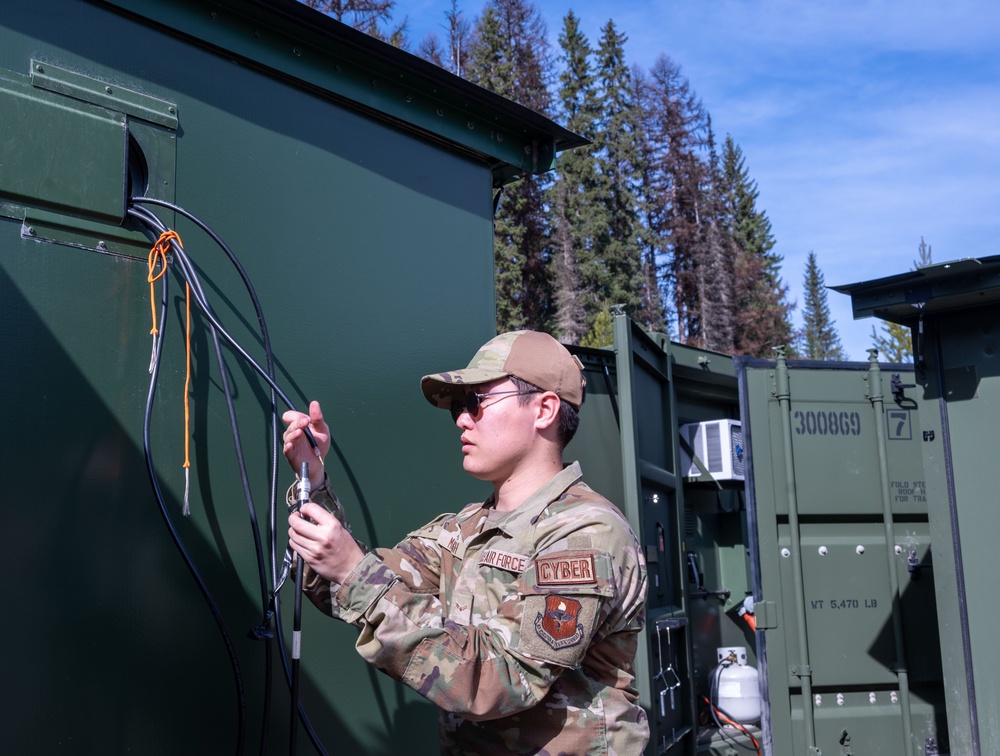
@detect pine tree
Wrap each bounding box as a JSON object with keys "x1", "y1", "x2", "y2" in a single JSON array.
[
  {"x1": 465, "y1": 0, "x2": 552, "y2": 332},
  {"x1": 721, "y1": 135, "x2": 795, "y2": 356},
  {"x1": 587, "y1": 20, "x2": 646, "y2": 331},
  {"x1": 580, "y1": 305, "x2": 615, "y2": 348},
  {"x1": 800, "y1": 251, "x2": 846, "y2": 360},
  {"x1": 871, "y1": 237, "x2": 932, "y2": 362},
  {"x1": 305, "y1": 0, "x2": 408, "y2": 46},
  {"x1": 640, "y1": 54, "x2": 708, "y2": 346},
  {"x1": 693, "y1": 120, "x2": 735, "y2": 353},
  {"x1": 547, "y1": 11, "x2": 603, "y2": 343}
]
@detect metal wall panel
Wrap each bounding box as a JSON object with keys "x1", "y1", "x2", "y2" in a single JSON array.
[
  {"x1": 0, "y1": 1, "x2": 534, "y2": 753},
  {"x1": 739, "y1": 353, "x2": 946, "y2": 756}
]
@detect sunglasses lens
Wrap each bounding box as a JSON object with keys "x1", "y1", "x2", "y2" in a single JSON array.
[{"x1": 449, "y1": 391, "x2": 481, "y2": 421}]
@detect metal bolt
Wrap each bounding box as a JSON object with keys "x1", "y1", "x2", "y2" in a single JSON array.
[
  {"x1": 168, "y1": 106, "x2": 175, "y2": 114},
  {"x1": 818, "y1": 546, "x2": 828, "y2": 556},
  {"x1": 106, "y1": 86, "x2": 113, "y2": 94},
  {"x1": 890, "y1": 691, "x2": 899, "y2": 704},
  {"x1": 35, "y1": 64, "x2": 43, "y2": 72},
  {"x1": 26, "y1": 226, "x2": 35, "y2": 236},
  {"x1": 497, "y1": 133, "x2": 504, "y2": 142},
  {"x1": 814, "y1": 694, "x2": 822, "y2": 707},
  {"x1": 467, "y1": 120, "x2": 475, "y2": 129},
  {"x1": 781, "y1": 548, "x2": 790, "y2": 558},
  {"x1": 856, "y1": 545, "x2": 865, "y2": 555},
  {"x1": 293, "y1": 47, "x2": 302, "y2": 57},
  {"x1": 836, "y1": 693, "x2": 845, "y2": 706},
  {"x1": 869, "y1": 692, "x2": 877, "y2": 704},
  {"x1": 894, "y1": 545, "x2": 903, "y2": 555},
  {"x1": 97, "y1": 241, "x2": 107, "y2": 250},
  {"x1": 404, "y1": 94, "x2": 412, "y2": 103}
]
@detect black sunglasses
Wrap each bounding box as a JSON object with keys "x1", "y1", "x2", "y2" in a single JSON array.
[{"x1": 449, "y1": 389, "x2": 542, "y2": 421}]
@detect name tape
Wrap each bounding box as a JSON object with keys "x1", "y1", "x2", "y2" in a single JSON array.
[{"x1": 535, "y1": 554, "x2": 597, "y2": 586}]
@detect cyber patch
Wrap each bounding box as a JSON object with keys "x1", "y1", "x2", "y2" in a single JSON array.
[
  {"x1": 535, "y1": 554, "x2": 596, "y2": 586},
  {"x1": 534, "y1": 595, "x2": 584, "y2": 649}
]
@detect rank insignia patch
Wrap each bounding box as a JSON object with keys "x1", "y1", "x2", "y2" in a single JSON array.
[{"x1": 535, "y1": 595, "x2": 584, "y2": 649}]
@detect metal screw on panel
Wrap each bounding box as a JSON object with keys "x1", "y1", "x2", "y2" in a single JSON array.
[
  {"x1": 294, "y1": 48, "x2": 302, "y2": 57},
  {"x1": 26, "y1": 226, "x2": 35, "y2": 236},
  {"x1": 497, "y1": 133, "x2": 504, "y2": 142},
  {"x1": 895, "y1": 545, "x2": 903, "y2": 555},
  {"x1": 106, "y1": 86, "x2": 113, "y2": 94},
  {"x1": 97, "y1": 241, "x2": 107, "y2": 250},
  {"x1": 836, "y1": 694, "x2": 845, "y2": 706},
  {"x1": 468, "y1": 121, "x2": 475, "y2": 129},
  {"x1": 168, "y1": 107, "x2": 176, "y2": 114},
  {"x1": 869, "y1": 692, "x2": 877, "y2": 704},
  {"x1": 814, "y1": 694, "x2": 822, "y2": 707},
  {"x1": 404, "y1": 94, "x2": 412, "y2": 102},
  {"x1": 437, "y1": 108, "x2": 444, "y2": 116},
  {"x1": 890, "y1": 691, "x2": 899, "y2": 704},
  {"x1": 856, "y1": 545, "x2": 865, "y2": 555},
  {"x1": 781, "y1": 548, "x2": 790, "y2": 558},
  {"x1": 35, "y1": 64, "x2": 43, "y2": 72},
  {"x1": 818, "y1": 546, "x2": 828, "y2": 556}
]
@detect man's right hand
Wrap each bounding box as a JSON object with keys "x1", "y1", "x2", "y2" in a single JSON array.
[{"x1": 282, "y1": 400, "x2": 330, "y2": 489}]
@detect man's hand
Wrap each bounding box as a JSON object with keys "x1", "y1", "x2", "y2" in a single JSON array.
[
  {"x1": 288, "y1": 502, "x2": 364, "y2": 584},
  {"x1": 282, "y1": 401, "x2": 330, "y2": 489}
]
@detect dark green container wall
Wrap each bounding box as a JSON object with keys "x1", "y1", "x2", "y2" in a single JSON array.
[
  {"x1": 919, "y1": 308, "x2": 1000, "y2": 756},
  {"x1": 1, "y1": 1, "x2": 505, "y2": 754}
]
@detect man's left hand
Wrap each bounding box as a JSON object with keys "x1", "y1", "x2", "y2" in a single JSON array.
[{"x1": 288, "y1": 501, "x2": 364, "y2": 584}]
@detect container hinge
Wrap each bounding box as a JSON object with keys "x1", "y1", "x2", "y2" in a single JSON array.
[
  {"x1": 789, "y1": 664, "x2": 812, "y2": 679},
  {"x1": 753, "y1": 600, "x2": 778, "y2": 629}
]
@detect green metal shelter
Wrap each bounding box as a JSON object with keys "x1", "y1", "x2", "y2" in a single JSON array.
[
  {"x1": 835, "y1": 257, "x2": 1000, "y2": 756},
  {"x1": 0, "y1": 1, "x2": 582, "y2": 753}
]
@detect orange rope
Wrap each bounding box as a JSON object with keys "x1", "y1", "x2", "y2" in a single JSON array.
[
  {"x1": 147, "y1": 231, "x2": 177, "y2": 336},
  {"x1": 147, "y1": 231, "x2": 193, "y2": 514}
]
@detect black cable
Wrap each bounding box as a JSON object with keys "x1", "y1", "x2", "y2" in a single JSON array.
[
  {"x1": 142, "y1": 259, "x2": 247, "y2": 755},
  {"x1": 130, "y1": 204, "x2": 329, "y2": 755},
  {"x1": 131, "y1": 205, "x2": 275, "y2": 751}
]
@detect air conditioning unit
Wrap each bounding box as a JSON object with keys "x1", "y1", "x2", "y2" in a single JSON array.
[{"x1": 679, "y1": 419, "x2": 744, "y2": 481}]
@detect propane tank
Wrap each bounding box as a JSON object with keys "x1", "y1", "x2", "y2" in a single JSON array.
[{"x1": 712, "y1": 646, "x2": 761, "y2": 724}]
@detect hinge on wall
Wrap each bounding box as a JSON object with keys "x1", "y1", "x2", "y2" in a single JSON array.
[{"x1": 753, "y1": 600, "x2": 778, "y2": 629}]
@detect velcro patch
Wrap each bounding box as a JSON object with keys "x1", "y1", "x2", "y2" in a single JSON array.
[
  {"x1": 478, "y1": 548, "x2": 528, "y2": 573},
  {"x1": 535, "y1": 554, "x2": 596, "y2": 586},
  {"x1": 535, "y1": 595, "x2": 584, "y2": 649},
  {"x1": 436, "y1": 527, "x2": 461, "y2": 555}
]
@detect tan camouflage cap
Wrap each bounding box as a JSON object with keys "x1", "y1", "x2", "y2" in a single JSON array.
[{"x1": 421, "y1": 331, "x2": 587, "y2": 411}]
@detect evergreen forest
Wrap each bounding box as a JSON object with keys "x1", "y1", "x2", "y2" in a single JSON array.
[{"x1": 299, "y1": 0, "x2": 860, "y2": 358}]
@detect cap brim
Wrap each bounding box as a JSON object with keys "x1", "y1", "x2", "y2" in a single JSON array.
[{"x1": 420, "y1": 368, "x2": 509, "y2": 408}]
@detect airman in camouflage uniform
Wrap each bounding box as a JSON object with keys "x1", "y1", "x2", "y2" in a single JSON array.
[{"x1": 284, "y1": 331, "x2": 649, "y2": 755}]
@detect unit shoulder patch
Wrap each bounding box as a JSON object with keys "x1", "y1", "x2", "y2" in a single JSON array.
[{"x1": 534, "y1": 595, "x2": 584, "y2": 649}]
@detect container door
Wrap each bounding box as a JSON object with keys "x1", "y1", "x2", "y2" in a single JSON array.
[
  {"x1": 737, "y1": 352, "x2": 946, "y2": 756},
  {"x1": 571, "y1": 315, "x2": 695, "y2": 754}
]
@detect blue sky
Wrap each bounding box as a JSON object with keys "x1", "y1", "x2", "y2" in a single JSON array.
[{"x1": 395, "y1": 0, "x2": 1000, "y2": 359}]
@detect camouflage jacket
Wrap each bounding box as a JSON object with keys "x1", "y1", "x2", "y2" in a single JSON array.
[{"x1": 296, "y1": 462, "x2": 649, "y2": 755}]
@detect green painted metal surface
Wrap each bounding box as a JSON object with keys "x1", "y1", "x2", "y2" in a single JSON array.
[
  {"x1": 569, "y1": 318, "x2": 752, "y2": 755},
  {"x1": 0, "y1": 1, "x2": 581, "y2": 753},
  {"x1": 839, "y1": 259, "x2": 1000, "y2": 756},
  {"x1": 738, "y1": 355, "x2": 946, "y2": 755}
]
